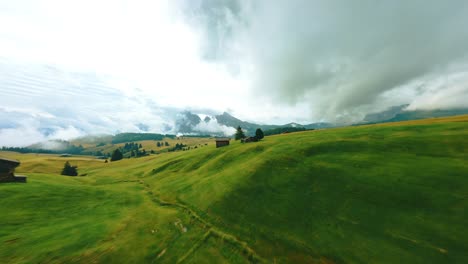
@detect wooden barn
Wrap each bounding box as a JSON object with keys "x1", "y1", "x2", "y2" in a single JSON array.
[
  {"x1": 215, "y1": 138, "x2": 231, "y2": 148},
  {"x1": 0, "y1": 157, "x2": 26, "y2": 183},
  {"x1": 241, "y1": 137, "x2": 258, "y2": 143}
]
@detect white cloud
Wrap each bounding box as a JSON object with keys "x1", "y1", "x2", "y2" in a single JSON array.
[
  {"x1": 0, "y1": 126, "x2": 46, "y2": 147},
  {"x1": 407, "y1": 72, "x2": 468, "y2": 110},
  {"x1": 0, "y1": 0, "x2": 265, "y2": 123},
  {"x1": 49, "y1": 126, "x2": 85, "y2": 141}
]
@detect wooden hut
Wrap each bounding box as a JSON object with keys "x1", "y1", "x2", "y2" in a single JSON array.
[
  {"x1": 215, "y1": 138, "x2": 230, "y2": 148},
  {"x1": 0, "y1": 157, "x2": 26, "y2": 183},
  {"x1": 241, "y1": 137, "x2": 258, "y2": 143}
]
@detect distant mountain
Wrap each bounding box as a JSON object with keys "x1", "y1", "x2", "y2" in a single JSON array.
[
  {"x1": 304, "y1": 122, "x2": 335, "y2": 129},
  {"x1": 175, "y1": 111, "x2": 203, "y2": 134},
  {"x1": 363, "y1": 104, "x2": 409, "y2": 123},
  {"x1": 214, "y1": 112, "x2": 278, "y2": 134},
  {"x1": 362, "y1": 106, "x2": 468, "y2": 124},
  {"x1": 385, "y1": 108, "x2": 468, "y2": 122},
  {"x1": 15, "y1": 106, "x2": 468, "y2": 151},
  {"x1": 174, "y1": 111, "x2": 335, "y2": 136},
  {"x1": 111, "y1": 133, "x2": 175, "y2": 144}
]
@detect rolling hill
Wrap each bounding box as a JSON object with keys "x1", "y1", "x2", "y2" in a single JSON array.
[{"x1": 1, "y1": 115, "x2": 467, "y2": 263}]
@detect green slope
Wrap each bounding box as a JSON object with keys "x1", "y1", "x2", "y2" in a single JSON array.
[
  {"x1": 1, "y1": 115, "x2": 467, "y2": 263},
  {"x1": 140, "y1": 116, "x2": 468, "y2": 263}
]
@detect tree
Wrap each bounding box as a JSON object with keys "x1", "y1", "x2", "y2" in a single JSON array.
[
  {"x1": 255, "y1": 128, "x2": 264, "y2": 140},
  {"x1": 61, "y1": 161, "x2": 78, "y2": 176},
  {"x1": 165, "y1": 142, "x2": 169, "y2": 146},
  {"x1": 111, "y1": 149, "x2": 123, "y2": 161},
  {"x1": 235, "y1": 126, "x2": 246, "y2": 140},
  {"x1": 157, "y1": 142, "x2": 161, "y2": 147}
]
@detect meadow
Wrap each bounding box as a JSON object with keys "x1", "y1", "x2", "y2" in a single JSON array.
[
  {"x1": 73, "y1": 136, "x2": 214, "y2": 155},
  {"x1": 1, "y1": 115, "x2": 467, "y2": 263}
]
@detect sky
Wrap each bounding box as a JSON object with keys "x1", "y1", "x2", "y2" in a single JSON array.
[{"x1": 1, "y1": 0, "x2": 468, "y2": 146}]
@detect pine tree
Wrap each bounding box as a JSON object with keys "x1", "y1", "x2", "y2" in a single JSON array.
[
  {"x1": 235, "y1": 126, "x2": 246, "y2": 140},
  {"x1": 111, "y1": 149, "x2": 123, "y2": 161},
  {"x1": 255, "y1": 128, "x2": 264, "y2": 140},
  {"x1": 61, "y1": 161, "x2": 78, "y2": 176}
]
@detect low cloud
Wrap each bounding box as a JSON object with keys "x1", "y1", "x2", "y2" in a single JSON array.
[
  {"x1": 0, "y1": 122, "x2": 84, "y2": 147},
  {"x1": 0, "y1": 60, "x2": 183, "y2": 147},
  {"x1": 406, "y1": 71, "x2": 468, "y2": 110},
  {"x1": 0, "y1": 125, "x2": 46, "y2": 147},
  {"x1": 193, "y1": 118, "x2": 236, "y2": 136}
]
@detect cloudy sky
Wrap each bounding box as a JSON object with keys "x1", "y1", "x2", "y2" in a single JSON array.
[{"x1": 1, "y1": 0, "x2": 468, "y2": 146}]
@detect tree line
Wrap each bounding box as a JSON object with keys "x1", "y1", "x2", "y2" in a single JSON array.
[
  {"x1": 263, "y1": 126, "x2": 307, "y2": 136},
  {"x1": 111, "y1": 133, "x2": 175, "y2": 144},
  {"x1": 235, "y1": 126, "x2": 264, "y2": 141},
  {"x1": 1, "y1": 145, "x2": 84, "y2": 154}
]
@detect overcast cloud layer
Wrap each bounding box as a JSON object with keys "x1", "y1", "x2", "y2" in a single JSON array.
[
  {"x1": 180, "y1": 0, "x2": 468, "y2": 120},
  {"x1": 1, "y1": 0, "x2": 468, "y2": 146}
]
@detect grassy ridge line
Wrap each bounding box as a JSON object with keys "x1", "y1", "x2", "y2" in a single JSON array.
[{"x1": 139, "y1": 179, "x2": 264, "y2": 263}]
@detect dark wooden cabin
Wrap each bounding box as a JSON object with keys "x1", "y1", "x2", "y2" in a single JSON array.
[
  {"x1": 0, "y1": 157, "x2": 26, "y2": 183},
  {"x1": 241, "y1": 137, "x2": 258, "y2": 143},
  {"x1": 215, "y1": 138, "x2": 230, "y2": 148}
]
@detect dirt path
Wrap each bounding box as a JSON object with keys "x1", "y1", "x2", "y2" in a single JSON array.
[{"x1": 138, "y1": 180, "x2": 264, "y2": 263}]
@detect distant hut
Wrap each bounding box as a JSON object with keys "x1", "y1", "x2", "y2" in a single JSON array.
[
  {"x1": 215, "y1": 138, "x2": 230, "y2": 148},
  {"x1": 0, "y1": 157, "x2": 26, "y2": 183},
  {"x1": 241, "y1": 137, "x2": 258, "y2": 143}
]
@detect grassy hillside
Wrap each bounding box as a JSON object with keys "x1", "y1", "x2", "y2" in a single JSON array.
[
  {"x1": 76, "y1": 137, "x2": 214, "y2": 156},
  {"x1": 1, "y1": 115, "x2": 467, "y2": 263}
]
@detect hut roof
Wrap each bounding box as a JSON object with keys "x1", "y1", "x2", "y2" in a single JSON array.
[{"x1": 0, "y1": 157, "x2": 20, "y2": 166}]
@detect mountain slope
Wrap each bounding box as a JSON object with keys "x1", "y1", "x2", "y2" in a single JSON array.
[
  {"x1": 141, "y1": 115, "x2": 468, "y2": 263},
  {"x1": 214, "y1": 112, "x2": 279, "y2": 133},
  {"x1": 1, "y1": 115, "x2": 467, "y2": 263}
]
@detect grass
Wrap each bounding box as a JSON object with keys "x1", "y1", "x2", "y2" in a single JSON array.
[
  {"x1": 1, "y1": 115, "x2": 467, "y2": 263},
  {"x1": 77, "y1": 137, "x2": 214, "y2": 155}
]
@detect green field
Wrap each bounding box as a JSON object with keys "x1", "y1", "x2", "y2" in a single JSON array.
[{"x1": 1, "y1": 115, "x2": 468, "y2": 263}]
